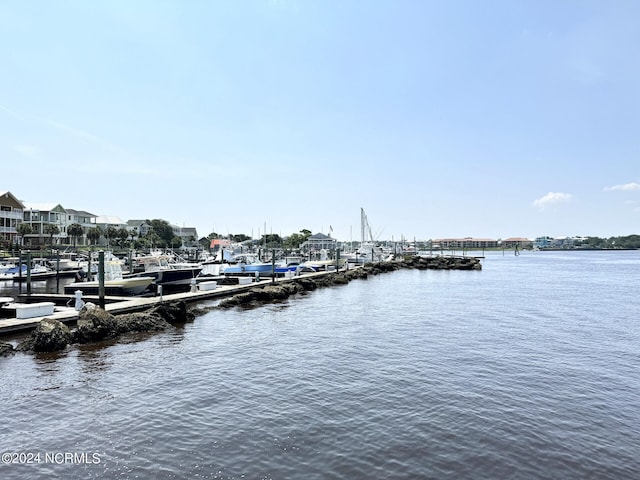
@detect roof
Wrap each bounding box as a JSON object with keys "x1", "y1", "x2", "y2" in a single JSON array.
[
  {"x1": 66, "y1": 208, "x2": 96, "y2": 217},
  {"x1": 23, "y1": 202, "x2": 62, "y2": 212},
  {"x1": 210, "y1": 239, "x2": 232, "y2": 248},
  {"x1": 127, "y1": 219, "x2": 149, "y2": 227},
  {"x1": 93, "y1": 215, "x2": 126, "y2": 225},
  {"x1": 0, "y1": 191, "x2": 25, "y2": 209},
  {"x1": 308, "y1": 233, "x2": 335, "y2": 241}
]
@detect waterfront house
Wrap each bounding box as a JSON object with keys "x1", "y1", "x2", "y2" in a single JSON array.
[
  {"x1": 92, "y1": 215, "x2": 128, "y2": 247},
  {"x1": 126, "y1": 219, "x2": 152, "y2": 242},
  {"x1": 178, "y1": 227, "x2": 199, "y2": 248},
  {"x1": 302, "y1": 233, "x2": 338, "y2": 252},
  {"x1": 22, "y1": 202, "x2": 66, "y2": 247},
  {"x1": 64, "y1": 208, "x2": 97, "y2": 246},
  {"x1": 0, "y1": 191, "x2": 25, "y2": 247}
]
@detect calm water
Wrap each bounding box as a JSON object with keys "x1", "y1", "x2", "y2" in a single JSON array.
[{"x1": 1, "y1": 251, "x2": 639, "y2": 479}]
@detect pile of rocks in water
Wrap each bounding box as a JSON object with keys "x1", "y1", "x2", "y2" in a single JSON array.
[
  {"x1": 0, "y1": 256, "x2": 482, "y2": 355},
  {"x1": 401, "y1": 255, "x2": 482, "y2": 270},
  {"x1": 8, "y1": 300, "x2": 193, "y2": 354},
  {"x1": 215, "y1": 255, "x2": 479, "y2": 309}
]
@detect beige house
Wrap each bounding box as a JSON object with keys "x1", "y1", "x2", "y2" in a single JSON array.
[{"x1": 433, "y1": 238, "x2": 498, "y2": 249}]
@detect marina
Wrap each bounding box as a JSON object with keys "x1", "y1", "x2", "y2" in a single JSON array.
[
  {"x1": 0, "y1": 250, "x2": 637, "y2": 480},
  {"x1": 0, "y1": 254, "x2": 481, "y2": 338}
]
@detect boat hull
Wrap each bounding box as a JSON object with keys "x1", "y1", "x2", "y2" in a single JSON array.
[
  {"x1": 128, "y1": 267, "x2": 202, "y2": 286},
  {"x1": 223, "y1": 264, "x2": 274, "y2": 276},
  {"x1": 64, "y1": 277, "x2": 154, "y2": 296}
]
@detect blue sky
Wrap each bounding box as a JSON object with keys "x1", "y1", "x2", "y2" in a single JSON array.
[{"x1": 1, "y1": 0, "x2": 639, "y2": 241}]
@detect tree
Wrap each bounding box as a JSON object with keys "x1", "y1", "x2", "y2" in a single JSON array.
[
  {"x1": 284, "y1": 229, "x2": 312, "y2": 249},
  {"x1": 148, "y1": 219, "x2": 174, "y2": 247},
  {"x1": 170, "y1": 235, "x2": 183, "y2": 250},
  {"x1": 87, "y1": 226, "x2": 102, "y2": 246},
  {"x1": 67, "y1": 223, "x2": 84, "y2": 250},
  {"x1": 116, "y1": 227, "x2": 130, "y2": 247},
  {"x1": 16, "y1": 222, "x2": 32, "y2": 246},
  {"x1": 43, "y1": 223, "x2": 60, "y2": 253},
  {"x1": 231, "y1": 233, "x2": 251, "y2": 243},
  {"x1": 145, "y1": 230, "x2": 161, "y2": 249}
]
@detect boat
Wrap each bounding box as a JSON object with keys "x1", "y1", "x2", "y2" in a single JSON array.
[
  {"x1": 274, "y1": 259, "x2": 318, "y2": 275},
  {"x1": 2, "y1": 261, "x2": 55, "y2": 281},
  {"x1": 12, "y1": 264, "x2": 59, "y2": 281},
  {"x1": 0, "y1": 258, "x2": 20, "y2": 281},
  {"x1": 64, "y1": 261, "x2": 154, "y2": 296},
  {"x1": 222, "y1": 254, "x2": 275, "y2": 277},
  {"x1": 302, "y1": 249, "x2": 347, "y2": 271},
  {"x1": 47, "y1": 252, "x2": 83, "y2": 271},
  {"x1": 127, "y1": 254, "x2": 202, "y2": 287}
]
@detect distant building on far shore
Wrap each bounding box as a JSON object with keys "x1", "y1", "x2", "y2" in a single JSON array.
[
  {"x1": 502, "y1": 237, "x2": 533, "y2": 249},
  {"x1": 433, "y1": 238, "x2": 498, "y2": 249}
]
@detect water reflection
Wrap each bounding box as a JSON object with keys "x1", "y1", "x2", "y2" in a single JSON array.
[{"x1": 0, "y1": 276, "x2": 77, "y2": 297}]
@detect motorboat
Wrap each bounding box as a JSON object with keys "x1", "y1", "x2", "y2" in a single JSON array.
[
  {"x1": 222, "y1": 254, "x2": 275, "y2": 277},
  {"x1": 64, "y1": 261, "x2": 154, "y2": 296},
  {"x1": 127, "y1": 254, "x2": 202, "y2": 287}
]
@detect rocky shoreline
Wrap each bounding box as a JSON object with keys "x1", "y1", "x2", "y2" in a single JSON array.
[{"x1": 0, "y1": 256, "x2": 480, "y2": 355}]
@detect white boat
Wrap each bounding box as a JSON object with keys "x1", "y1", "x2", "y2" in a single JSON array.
[
  {"x1": 303, "y1": 250, "x2": 347, "y2": 270},
  {"x1": 0, "y1": 258, "x2": 19, "y2": 281},
  {"x1": 64, "y1": 261, "x2": 154, "y2": 296}
]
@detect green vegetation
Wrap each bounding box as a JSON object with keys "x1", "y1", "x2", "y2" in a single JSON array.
[{"x1": 574, "y1": 235, "x2": 640, "y2": 249}]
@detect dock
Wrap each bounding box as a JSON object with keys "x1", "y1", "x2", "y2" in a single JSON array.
[{"x1": 0, "y1": 269, "x2": 337, "y2": 336}]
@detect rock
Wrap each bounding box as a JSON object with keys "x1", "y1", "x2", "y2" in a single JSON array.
[
  {"x1": 17, "y1": 318, "x2": 71, "y2": 352},
  {"x1": 114, "y1": 301, "x2": 190, "y2": 333},
  {"x1": 115, "y1": 311, "x2": 173, "y2": 333},
  {"x1": 148, "y1": 301, "x2": 193, "y2": 324},
  {"x1": 72, "y1": 307, "x2": 119, "y2": 343},
  {"x1": 0, "y1": 342, "x2": 15, "y2": 357}
]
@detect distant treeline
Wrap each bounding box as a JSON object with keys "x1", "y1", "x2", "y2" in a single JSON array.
[{"x1": 574, "y1": 235, "x2": 640, "y2": 249}]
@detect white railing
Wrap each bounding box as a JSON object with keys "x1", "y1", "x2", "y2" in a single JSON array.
[{"x1": 0, "y1": 211, "x2": 23, "y2": 220}]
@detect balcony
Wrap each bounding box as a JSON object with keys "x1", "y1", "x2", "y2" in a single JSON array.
[{"x1": 0, "y1": 210, "x2": 23, "y2": 220}]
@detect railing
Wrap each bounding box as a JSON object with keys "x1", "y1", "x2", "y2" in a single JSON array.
[{"x1": 0, "y1": 211, "x2": 23, "y2": 220}]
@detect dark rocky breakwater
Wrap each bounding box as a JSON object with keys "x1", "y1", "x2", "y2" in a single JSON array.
[
  {"x1": 1, "y1": 301, "x2": 192, "y2": 355},
  {"x1": 212, "y1": 255, "x2": 481, "y2": 310},
  {"x1": 0, "y1": 256, "x2": 480, "y2": 355}
]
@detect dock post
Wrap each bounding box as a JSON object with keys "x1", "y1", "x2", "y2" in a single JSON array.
[
  {"x1": 158, "y1": 285, "x2": 163, "y2": 302},
  {"x1": 74, "y1": 290, "x2": 85, "y2": 311},
  {"x1": 336, "y1": 249, "x2": 340, "y2": 271},
  {"x1": 26, "y1": 250, "x2": 32, "y2": 298},
  {"x1": 87, "y1": 250, "x2": 93, "y2": 282},
  {"x1": 271, "y1": 249, "x2": 275, "y2": 284},
  {"x1": 56, "y1": 250, "x2": 60, "y2": 293},
  {"x1": 17, "y1": 249, "x2": 23, "y2": 294},
  {"x1": 98, "y1": 250, "x2": 105, "y2": 309}
]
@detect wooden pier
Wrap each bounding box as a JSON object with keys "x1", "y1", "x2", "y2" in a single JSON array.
[{"x1": 0, "y1": 269, "x2": 335, "y2": 336}]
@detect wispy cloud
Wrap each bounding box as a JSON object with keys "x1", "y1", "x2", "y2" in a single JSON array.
[
  {"x1": 532, "y1": 192, "x2": 572, "y2": 210},
  {"x1": 13, "y1": 145, "x2": 40, "y2": 158},
  {"x1": 603, "y1": 182, "x2": 640, "y2": 192},
  {"x1": 44, "y1": 119, "x2": 137, "y2": 159}
]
